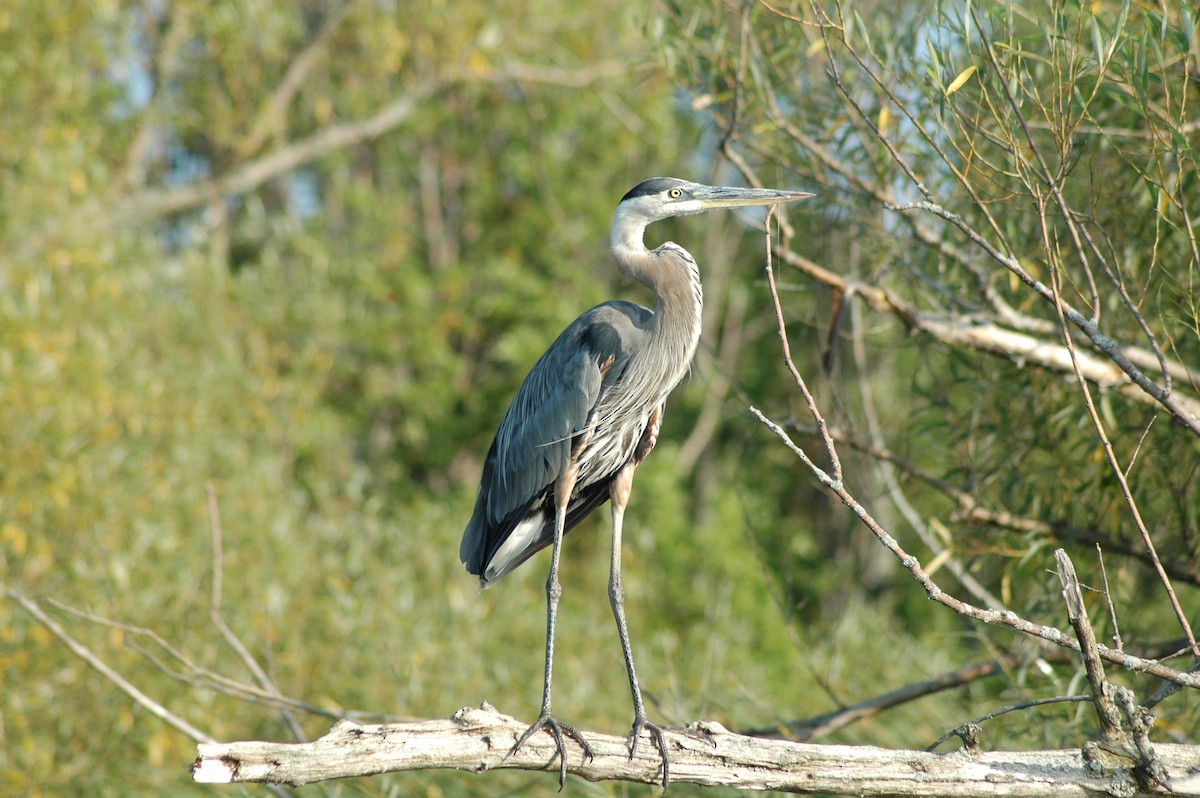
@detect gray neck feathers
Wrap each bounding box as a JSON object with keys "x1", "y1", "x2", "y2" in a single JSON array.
[{"x1": 610, "y1": 219, "x2": 703, "y2": 379}]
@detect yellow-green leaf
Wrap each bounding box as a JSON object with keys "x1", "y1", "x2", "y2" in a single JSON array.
[{"x1": 945, "y1": 64, "x2": 977, "y2": 95}]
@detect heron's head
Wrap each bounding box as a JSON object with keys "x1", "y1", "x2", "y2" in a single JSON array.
[{"x1": 615, "y1": 177, "x2": 812, "y2": 227}]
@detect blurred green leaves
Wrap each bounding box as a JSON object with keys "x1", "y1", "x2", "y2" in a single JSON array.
[{"x1": 3, "y1": 0, "x2": 1199, "y2": 795}]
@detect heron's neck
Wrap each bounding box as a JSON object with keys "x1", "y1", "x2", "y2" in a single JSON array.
[{"x1": 610, "y1": 224, "x2": 703, "y2": 364}]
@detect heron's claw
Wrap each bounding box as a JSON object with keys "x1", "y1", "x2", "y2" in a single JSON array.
[
  {"x1": 628, "y1": 715, "x2": 671, "y2": 788},
  {"x1": 510, "y1": 711, "x2": 595, "y2": 790}
]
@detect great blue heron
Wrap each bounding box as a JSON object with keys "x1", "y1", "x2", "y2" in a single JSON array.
[{"x1": 460, "y1": 177, "x2": 811, "y2": 787}]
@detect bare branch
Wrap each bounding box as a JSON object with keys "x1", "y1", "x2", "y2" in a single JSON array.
[
  {"x1": 1054, "y1": 549, "x2": 1126, "y2": 746},
  {"x1": 749, "y1": 637, "x2": 1188, "y2": 744},
  {"x1": 111, "y1": 61, "x2": 636, "y2": 224},
  {"x1": 744, "y1": 656, "x2": 1028, "y2": 741},
  {"x1": 749, "y1": 410, "x2": 1200, "y2": 690},
  {"x1": 7, "y1": 588, "x2": 215, "y2": 745},
  {"x1": 884, "y1": 199, "x2": 1200, "y2": 436},
  {"x1": 206, "y1": 484, "x2": 307, "y2": 742},
  {"x1": 762, "y1": 210, "x2": 843, "y2": 485},
  {"x1": 237, "y1": 2, "x2": 354, "y2": 158},
  {"x1": 43, "y1": 596, "x2": 347, "y2": 719},
  {"x1": 784, "y1": 420, "x2": 1200, "y2": 587},
  {"x1": 775, "y1": 246, "x2": 1200, "y2": 422},
  {"x1": 192, "y1": 706, "x2": 1200, "y2": 795},
  {"x1": 927, "y1": 696, "x2": 1094, "y2": 753}
]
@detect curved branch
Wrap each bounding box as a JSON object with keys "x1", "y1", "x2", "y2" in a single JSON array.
[
  {"x1": 111, "y1": 61, "x2": 636, "y2": 224},
  {"x1": 883, "y1": 201, "x2": 1200, "y2": 437},
  {"x1": 113, "y1": 81, "x2": 444, "y2": 222}
]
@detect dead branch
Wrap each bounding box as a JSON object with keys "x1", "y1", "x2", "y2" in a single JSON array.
[
  {"x1": 1054, "y1": 549, "x2": 1127, "y2": 746},
  {"x1": 774, "y1": 247, "x2": 1200, "y2": 424},
  {"x1": 744, "y1": 655, "x2": 1035, "y2": 742},
  {"x1": 1056, "y1": 549, "x2": 1170, "y2": 789},
  {"x1": 191, "y1": 705, "x2": 1200, "y2": 796},
  {"x1": 7, "y1": 589, "x2": 215, "y2": 744},
  {"x1": 749, "y1": 636, "x2": 1192, "y2": 746}
]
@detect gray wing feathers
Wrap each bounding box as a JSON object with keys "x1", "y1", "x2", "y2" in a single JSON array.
[
  {"x1": 460, "y1": 301, "x2": 652, "y2": 580},
  {"x1": 489, "y1": 344, "x2": 602, "y2": 523}
]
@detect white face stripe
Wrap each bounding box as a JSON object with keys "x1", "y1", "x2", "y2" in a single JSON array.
[{"x1": 613, "y1": 193, "x2": 705, "y2": 229}]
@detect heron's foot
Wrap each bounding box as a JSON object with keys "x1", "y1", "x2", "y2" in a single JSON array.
[
  {"x1": 510, "y1": 711, "x2": 595, "y2": 790},
  {"x1": 627, "y1": 715, "x2": 671, "y2": 788}
]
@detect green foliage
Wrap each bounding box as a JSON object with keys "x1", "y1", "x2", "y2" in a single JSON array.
[
  {"x1": 658, "y1": 0, "x2": 1200, "y2": 750},
  {"x1": 3, "y1": 0, "x2": 1199, "y2": 796}
]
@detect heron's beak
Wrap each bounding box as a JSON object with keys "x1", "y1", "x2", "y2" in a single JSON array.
[{"x1": 693, "y1": 185, "x2": 814, "y2": 209}]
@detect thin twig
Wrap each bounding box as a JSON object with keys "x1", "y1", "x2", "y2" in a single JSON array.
[
  {"x1": 761, "y1": 208, "x2": 843, "y2": 485},
  {"x1": 7, "y1": 589, "x2": 216, "y2": 744},
  {"x1": 782, "y1": 419, "x2": 1200, "y2": 586},
  {"x1": 925, "y1": 696, "x2": 1092, "y2": 752},
  {"x1": 206, "y1": 484, "x2": 307, "y2": 742},
  {"x1": 748, "y1": 409, "x2": 1200, "y2": 689},
  {"x1": 1095, "y1": 545, "x2": 1124, "y2": 652},
  {"x1": 43, "y1": 597, "x2": 354, "y2": 720},
  {"x1": 1145, "y1": 659, "x2": 1200, "y2": 709},
  {"x1": 1039, "y1": 212, "x2": 1200, "y2": 658}
]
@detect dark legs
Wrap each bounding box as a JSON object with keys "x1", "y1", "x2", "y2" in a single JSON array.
[
  {"x1": 609, "y1": 463, "x2": 671, "y2": 787},
  {"x1": 510, "y1": 460, "x2": 669, "y2": 788},
  {"x1": 509, "y1": 468, "x2": 593, "y2": 789}
]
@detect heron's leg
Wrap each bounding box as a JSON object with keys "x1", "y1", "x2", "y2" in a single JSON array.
[
  {"x1": 609, "y1": 462, "x2": 671, "y2": 788},
  {"x1": 509, "y1": 466, "x2": 593, "y2": 788}
]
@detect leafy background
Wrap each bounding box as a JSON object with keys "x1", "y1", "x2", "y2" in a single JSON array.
[{"x1": 2, "y1": 0, "x2": 1197, "y2": 796}]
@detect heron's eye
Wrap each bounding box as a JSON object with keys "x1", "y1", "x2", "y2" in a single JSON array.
[{"x1": 669, "y1": 188, "x2": 683, "y2": 198}]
